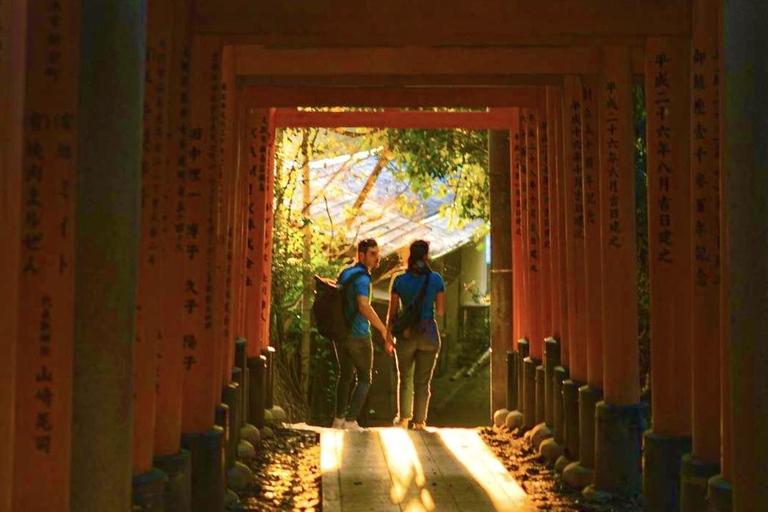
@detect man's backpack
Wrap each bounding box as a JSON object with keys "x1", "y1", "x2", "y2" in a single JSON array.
[
  {"x1": 392, "y1": 271, "x2": 432, "y2": 339},
  {"x1": 312, "y1": 270, "x2": 367, "y2": 341}
]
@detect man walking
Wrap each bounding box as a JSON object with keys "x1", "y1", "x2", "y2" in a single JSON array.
[{"x1": 333, "y1": 238, "x2": 394, "y2": 430}]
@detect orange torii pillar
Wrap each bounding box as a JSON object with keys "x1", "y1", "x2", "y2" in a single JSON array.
[
  {"x1": 258, "y1": 115, "x2": 278, "y2": 411},
  {"x1": 513, "y1": 111, "x2": 530, "y2": 416},
  {"x1": 0, "y1": 0, "x2": 24, "y2": 510},
  {"x1": 551, "y1": 87, "x2": 572, "y2": 453},
  {"x1": 522, "y1": 107, "x2": 544, "y2": 430},
  {"x1": 243, "y1": 107, "x2": 275, "y2": 430},
  {"x1": 589, "y1": 46, "x2": 645, "y2": 495},
  {"x1": 542, "y1": 86, "x2": 562, "y2": 437},
  {"x1": 560, "y1": 75, "x2": 588, "y2": 467},
  {"x1": 216, "y1": 45, "x2": 247, "y2": 475},
  {"x1": 505, "y1": 111, "x2": 522, "y2": 416},
  {"x1": 562, "y1": 75, "x2": 604, "y2": 488},
  {"x1": 539, "y1": 86, "x2": 567, "y2": 461},
  {"x1": 231, "y1": 91, "x2": 250, "y2": 428},
  {"x1": 131, "y1": 0, "x2": 177, "y2": 508},
  {"x1": 489, "y1": 126, "x2": 513, "y2": 418},
  {"x1": 708, "y1": 2, "x2": 732, "y2": 506},
  {"x1": 641, "y1": 38, "x2": 694, "y2": 512},
  {"x1": 151, "y1": 0, "x2": 193, "y2": 507},
  {"x1": 720, "y1": 1, "x2": 768, "y2": 509},
  {"x1": 678, "y1": 2, "x2": 723, "y2": 510},
  {"x1": 179, "y1": 35, "x2": 226, "y2": 512},
  {"x1": 11, "y1": 1, "x2": 79, "y2": 510},
  {"x1": 534, "y1": 89, "x2": 555, "y2": 436}
]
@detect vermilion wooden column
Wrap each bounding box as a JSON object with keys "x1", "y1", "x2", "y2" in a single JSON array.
[
  {"x1": 562, "y1": 76, "x2": 588, "y2": 386},
  {"x1": 181, "y1": 35, "x2": 223, "y2": 435},
  {"x1": 525, "y1": 108, "x2": 544, "y2": 361},
  {"x1": 244, "y1": 108, "x2": 273, "y2": 357},
  {"x1": 233, "y1": 93, "x2": 249, "y2": 342},
  {"x1": 592, "y1": 46, "x2": 643, "y2": 495},
  {"x1": 13, "y1": 1, "x2": 78, "y2": 509},
  {"x1": 679, "y1": 4, "x2": 723, "y2": 510},
  {"x1": 259, "y1": 126, "x2": 277, "y2": 353},
  {"x1": 642, "y1": 37, "x2": 694, "y2": 511},
  {"x1": 133, "y1": 0, "x2": 174, "y2": 479},
  {"x1": 218, "y1": 46, "x2": 238, "y2": 386},
  {"x1": 512, "y1": 114, "x2": 528, "y2": 345},
  {"x1": 537, "y1": 91, "x2": 553, "y2": 341},
  {"x1": 714, "y1": 0, "x2": 732, "y2": 495},
  {"x1": 569, "y1": 75, "x2": 604, "y2": 480},
  {"x1": 554, "y1": 90, "x2": 570, "y2": 368},
  {"x1": 153, "y1": 0, "x2": 187, "y2": 464},
  {"x1": 179, "y1": 34, "x2": 226, "y2": 512},
  {"x1": 546, "y1": 87, "x2": 562, "y2": 342},
  {"x1": 0, "y1": 2, "x2": 25, "y2": 510},
  {"x1": 522, "y1": 107, "x2": 543, "y2": 429}
]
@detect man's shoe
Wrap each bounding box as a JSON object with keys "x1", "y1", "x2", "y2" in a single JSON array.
[
  {"x1": 332, "y1": 417, "x2": 345, "y2": 429},
  {"x1": 412, "y1": 422, "x2": 425, "y2": 431},
  {"x1": 342, "y1": 420, "x2": 364, "y2": 431},
  {"x1": 393, "y1": 416, "x2": 410, "y2": 429}
]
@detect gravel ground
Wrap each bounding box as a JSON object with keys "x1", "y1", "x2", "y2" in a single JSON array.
[
  {"x1": 240, "y1": 427, "x2": 321, "y2": 511},
  {"x1": 479, "y1": 427, "x2": 643, "y2": 511}
]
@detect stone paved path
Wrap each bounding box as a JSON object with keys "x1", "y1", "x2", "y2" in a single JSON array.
[{"x1": 318, "y1": 427, "x2": 537, "y2": 512}]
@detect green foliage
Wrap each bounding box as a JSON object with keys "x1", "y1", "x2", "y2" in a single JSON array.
[{"x1": 386, "y1": 129, "x2": 490, "y2": 224}]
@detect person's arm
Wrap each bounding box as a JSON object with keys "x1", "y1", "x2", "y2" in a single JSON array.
[
  {"x1": 357, "y1": 295, "x2": 395, "y2": 354},
  {"x1": 386, "y1": 292, "x2": 400, "y2": 330},
  {"x1": 435, "y1": 290, "x2": 446, "y2": 317},
  {"x1": 357, "y1": 295, "x2": 387, "y2": 336}
]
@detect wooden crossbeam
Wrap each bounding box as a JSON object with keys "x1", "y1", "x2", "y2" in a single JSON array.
[
  {"x1": 245, "y1": 86, "x2": 541, "y2": 108},
  {"x1": 273, "y1": 108, "x2": 515, "y2": 129},
  {"x1": 235, "y1": 46, "x2": 646, "y2": 78},
  {"x1": 196, "y1": 0, "x2": 690, "y2": 44}
]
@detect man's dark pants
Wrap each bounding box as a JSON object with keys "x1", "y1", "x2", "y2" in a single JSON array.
[{"x1": 333, "y1": 336, "x2": 373, "y2": 421}]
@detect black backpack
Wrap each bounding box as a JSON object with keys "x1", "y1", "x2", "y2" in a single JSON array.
[
  {"x1": 392, "y1": 271, "x2": 431, "y2": 338},
  {"x1": 312, "y1": 269, "x2": 367, "y2": 341}
]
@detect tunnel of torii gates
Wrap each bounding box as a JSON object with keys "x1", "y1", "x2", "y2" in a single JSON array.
[{"x1": 1, "y1": 0, "x2": 768, "y2": 511}]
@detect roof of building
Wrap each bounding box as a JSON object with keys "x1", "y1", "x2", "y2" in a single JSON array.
[{"x1": 299, "y1": 150, "x2": 485, "y2": 262}]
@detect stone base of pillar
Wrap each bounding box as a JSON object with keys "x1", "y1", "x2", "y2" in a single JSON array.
[
  {"x1": 553, "y1": 366, "x2": 569, "y2": 445},
  {"x1": 593, "y1": 401, "x2": 648, "y2": 494},
  {"x1": 578, "y1": 385, "x2": 603, "y2": 470},
  {"x1": 562, "y1": 379, "x2": 582, "y2": 460},
  {"x1": 555, "y1": 454, "x2": 572, "y2": 473},
  {"x1": 535, "y1": 364, "x2": 546, "y2": 425},
  {"x1": 529, "y1": 422, "x2": 553, "y2": 450},
  {"x1": 680, "y1": 454, "x2": 719, "y2": 512},
  {"x1": 642, "y1": 431, "x2": 691, "y2": 512},
  {"x1": 247, "y1": 356, "x2": 266, "y2": 428},
  {"x1": 544, "y1": 338, "x2": 560, "y2": 427},
  {"x1": 539, "y1": 438, "x2": 565, "y2": 465},
  {"x1": 132, "y1": 467, "x2": 167, "y2": 511},
  {"x1": 563, "y1": 461, "x2": 594, "y2": 489},
  {"x1": 215, "y1": 403, "x2": 231, "y2": 469},
  {"x1": 221, "y1": 383, "x2": 240, "y2": 468},
  {"x1": 506, "y1": 350, "x2": 518, "y2": 411},
  {"x1": 181, "y1": 427, "x2": 226, "y2": 512},
  {"x1": 706, "y1": 475, "x2": 732, "y2": 512},
  {"x1": 523, "y1": 357, "x2": 539, "y2": 429},
  {"x1": 153, "y1": 449, "x2": 192, "y2": 512}
]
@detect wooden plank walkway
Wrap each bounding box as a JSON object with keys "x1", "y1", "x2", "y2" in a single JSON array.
[{"x1": 318, "y1": 427, "x2": 537, "y2": 512}]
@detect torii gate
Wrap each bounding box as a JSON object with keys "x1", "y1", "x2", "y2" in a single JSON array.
[{"x1": 2, "y1": 1, "x2": 766, "y2": 512}]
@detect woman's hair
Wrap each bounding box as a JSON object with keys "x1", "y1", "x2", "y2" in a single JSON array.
[{"x1": 407, "y1": 240, "x2": 431, "y2": 274}]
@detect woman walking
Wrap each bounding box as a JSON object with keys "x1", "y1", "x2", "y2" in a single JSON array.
[{"x1": 387, "y1": 240, "x2": 446, "y2": 430}]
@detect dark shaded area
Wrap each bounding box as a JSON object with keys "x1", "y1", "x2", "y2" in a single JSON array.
[{"x1": 480, "y1": 427, "x2": 642, "y2": 511}]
